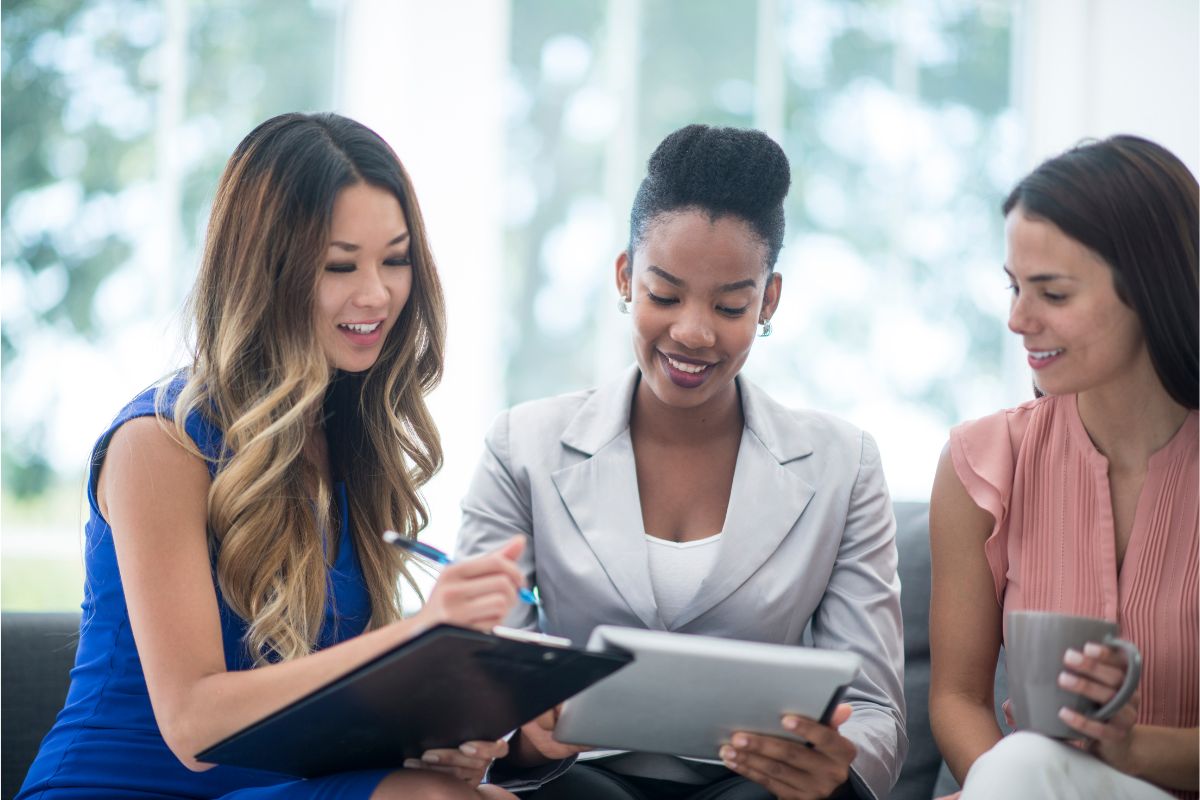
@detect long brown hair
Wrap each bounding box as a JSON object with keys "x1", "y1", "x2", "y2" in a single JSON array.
[
  {"x1": 1004, "y1": 135, "x2": 1199, "y2": 409},
  {"x1": 169, "y1": 112, "x2": 446, "y2": 663}
]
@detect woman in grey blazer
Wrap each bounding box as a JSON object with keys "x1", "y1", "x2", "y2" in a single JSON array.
[{"x1": 458, "y1": 125, "x2": 905, "y2": 800}]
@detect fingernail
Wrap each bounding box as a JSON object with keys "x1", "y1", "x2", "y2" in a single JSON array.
[
  {"x1": 1083, "y1": 642, "x2": 1104, "y2": 657},
  {"x1": 1063, "y1": 648, "x2": 1084, "y2": 666},
  {"x1": 422, "y1": 753, "x2": 440, "y2": 763},
  {"x1": 403, "y1": 759, "x2": 423, "y2": 769},
  {"x1": 1058, "y1": 671, "x2": 1078, "y2": 688},
  {"x1": 732, "y1": 734, "x2": 749, "y2": 748},
  {"x1": 1058, "y1": 707, "x2": 1075, "y2": 721},
  {"x1": 782, "y1": 715, "x2": 799, "y2": 730},
  {"x1": 720, "y1": 745, "x2": 737, "y2": 763},
  {"x1": 460, "y1": 744, "x2": 478, "y2": 756}
]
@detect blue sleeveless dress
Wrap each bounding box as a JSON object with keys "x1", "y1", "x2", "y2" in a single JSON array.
[{"x1": 18, "y1": 378, "x2": 391, "y2": 799}]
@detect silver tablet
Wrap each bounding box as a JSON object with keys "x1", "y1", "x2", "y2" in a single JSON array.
[{"x1": 554, "y1": 625, "x2": 861, "y2": 760}]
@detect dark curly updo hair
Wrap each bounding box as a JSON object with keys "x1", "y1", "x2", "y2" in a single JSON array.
[{"x1": 628, "y1": 124, "x2": 791, "y2": 272}]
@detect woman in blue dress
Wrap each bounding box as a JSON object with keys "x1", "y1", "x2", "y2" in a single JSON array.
[{"x1": 18, "y1": 113, "x2": 526, "y2": 800}]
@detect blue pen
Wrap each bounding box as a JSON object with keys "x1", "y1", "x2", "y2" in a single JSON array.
[{"x1": 382, "y1": 530, "x2": 538, "y2": 605}]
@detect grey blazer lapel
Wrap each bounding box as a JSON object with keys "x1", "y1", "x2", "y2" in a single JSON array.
[
  {"x1": 671, "y1": 378, "x2": 816, "y2": 629},
  {"x1": 671, "y1": 429, "x2": 815, "y2": 629},
  {"x1": 551, "y1": 365, "x2": 663, "y2": 630},
  {"x1": 551, "y1": 432, "x2": 663, "y2": 630}
]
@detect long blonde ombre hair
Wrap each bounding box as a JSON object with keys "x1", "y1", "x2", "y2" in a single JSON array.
[{"x1": 168, "y1": 113, "x2": 445, "y2": 664}]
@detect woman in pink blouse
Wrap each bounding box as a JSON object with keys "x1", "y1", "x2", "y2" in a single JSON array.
[{"x1": 929, "y1": 135, "x2": 1198, "y2": 800}]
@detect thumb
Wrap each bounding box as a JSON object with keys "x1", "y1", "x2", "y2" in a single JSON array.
[
  {"x1": 535, "y1": 708, "x2": 557, "y2": 730},
  {"x1": 497, "y1": 534, "x2": 527, "y2": 561},
  {"x1": 830, "y1": 703, "x2": 853, "y2": 728}
]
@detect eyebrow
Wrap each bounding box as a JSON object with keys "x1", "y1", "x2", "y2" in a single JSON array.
[
  {"x1": 647, "y1": 265, "x2": 757, "y2": 293},
  {"x1": 1003, "y1": 265, "x2": 1075, "y2": 283},
  {"x1": 330, "y1": 232, "x2": 410, "y2": 252}
]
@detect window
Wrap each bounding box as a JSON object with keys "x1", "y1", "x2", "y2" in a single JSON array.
[{"x1": 5, "y1": 0, "x2": 1196, "y2": 610}]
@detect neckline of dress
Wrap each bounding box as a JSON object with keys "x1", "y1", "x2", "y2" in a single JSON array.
[{"x1": 1065, "y1": 394, "x2": 1196, "y2": 470}]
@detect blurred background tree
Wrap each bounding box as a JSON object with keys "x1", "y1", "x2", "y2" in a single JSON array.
[
  {"x1": 3, "y1": 0, "x2": 155, "y2": 497},
  {"x1": 1, "y1": 0, "x2": 336, "y2": 607},
  {"x1": 2, "y1": 0, "x2": 336, "y2": 496}
]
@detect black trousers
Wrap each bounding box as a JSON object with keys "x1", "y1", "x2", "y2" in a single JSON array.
[{"x1": 525, "y1": 764, "x2": 775, "y2": 800}]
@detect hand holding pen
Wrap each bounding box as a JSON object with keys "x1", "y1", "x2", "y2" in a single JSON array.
[
  {"x1": 383, "y1": 531, "x2": 533, "y2": 632},
  {"x1": 383, "y1": 531, "x2": 538, "y2": 605}
]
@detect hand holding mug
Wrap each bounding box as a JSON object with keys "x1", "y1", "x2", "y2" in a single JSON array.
[
  {"x1": 1005, "y1": 611, "x2": 1141, "y2": 740},
  {"x1": 1056, "y1": 642, "x2": 1142, "y2": 770}
]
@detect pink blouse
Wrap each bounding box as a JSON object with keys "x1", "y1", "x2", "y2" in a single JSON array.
[{"x1": 950, "y1": 394, "x2": 1198, "y2": 738}]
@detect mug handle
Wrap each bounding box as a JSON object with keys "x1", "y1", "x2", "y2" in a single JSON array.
[{"x1": 1088, "y1": 635, "x2": 1142, "y2": 721}]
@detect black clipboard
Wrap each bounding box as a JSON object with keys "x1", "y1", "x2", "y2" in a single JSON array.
[{"x1": 195, "y1": 624, "x2": 631, "y2": 777}]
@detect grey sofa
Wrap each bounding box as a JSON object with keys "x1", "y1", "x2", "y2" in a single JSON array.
[
  {"x1": 0, "y1": 502, "x2": 997, "y2": 799},
  {"x1": 1, "y1": 610, "x2": 80, "y2": 800}
]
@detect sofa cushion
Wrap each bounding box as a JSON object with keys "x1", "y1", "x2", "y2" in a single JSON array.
[
  {"x1": 891, "y1": 501, "x2": 940, "y2": 800},
  {"x1": 2, "y1": 611, "x2": 80, "y2": 800},
  {"x1": 891, "y1": 502, "x2": 1012, "y2": 799}
]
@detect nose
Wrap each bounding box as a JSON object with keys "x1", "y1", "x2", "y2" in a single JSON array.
[
  {"x1": 1007, "y1": 290, "x2": 1038, "y2": 336},
  {"x1": 669, "y1": 306, "x2": 716, "y2": 351},
  {"x1": 352, "y1": 264, "x2": 389, "y2": 309}
]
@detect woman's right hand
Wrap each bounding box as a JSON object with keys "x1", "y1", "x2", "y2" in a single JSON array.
[
  {"x1": 415, "y1": 535, "x2": 528, "y2": 633},
  {"x1": 510, "y1": 706, "x2": 591, "y2": 766}
]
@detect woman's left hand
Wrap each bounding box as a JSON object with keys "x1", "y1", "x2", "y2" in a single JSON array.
[
  {"x1": 403, "y1": 738, "x2": 509, "y2": 785},
  {"x1": 1057, "y1": 642, "x2": 1140, "y2": 771},
  {"x1": 720, "y1": 703, "x2": 857, "y2": 799}
]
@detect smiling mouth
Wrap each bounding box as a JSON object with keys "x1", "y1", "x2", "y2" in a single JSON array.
[
  {"x1": 1028, "y1": 348, "x2": 1063, "y2": 360},
  {"x1": 657, "y1": 350, "x2": 717, "y2": 389},
  {"x1": 339, "y1": 322, "x2": 382, "y2": 334},
  {"x1": 664, "y1": 354, "x2": 712, "y2": 374}
]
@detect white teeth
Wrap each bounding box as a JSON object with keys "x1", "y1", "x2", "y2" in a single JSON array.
[
  {"x1": 340, "y1": 322, "x2": 381, "y2": 334},
  {"x1": 1030, "y1": 348, "x2": 1064, "y2": 359},
  {"x1": 666, "y1": 355, "x2": 710, "y2": 374}
]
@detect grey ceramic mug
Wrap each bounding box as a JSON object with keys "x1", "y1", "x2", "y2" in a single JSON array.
[{"x1": 1005, "y1": 610, "x2": 1142, "y2": 739}]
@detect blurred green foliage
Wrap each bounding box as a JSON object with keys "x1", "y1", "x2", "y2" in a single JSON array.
[
  {"x1": 1, "y1": 556, "x2": 86, "y2": 610},
  {"x1": 1, "y1": 0, "x2": 336, "y2": 498},
  {"x1": 2, "y1": 0, "x2": 151, "y2": 342},
  {"x1": 1, "y1": 480, "x2": 88, "y2": 610}
]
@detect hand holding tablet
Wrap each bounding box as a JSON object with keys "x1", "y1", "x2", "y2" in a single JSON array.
[
  {"x1": 553, "y1": 626, "x2": 861, "y2": 760},
  {"x1": 508, "y1": 705, "x2": 593, "y2": 767},
  {"x1": 719, "y1": 703, "x2": 858, "y2": 798}
]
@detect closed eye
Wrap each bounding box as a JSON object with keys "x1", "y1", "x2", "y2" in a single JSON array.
[
  {"x1": 1008, "y1": 282, "x2": 1067, "y2": 303},
  {"x1": 647, "y1": 292, "x2": 678, "y2": 306},
  {"x1": 717, "y1": 305, "x2": 749, "y2": 317},
  {"x1": 385, "y1": 255, "x2": 412, "y2": 267},
  {"x1": 327, "y1": 263, "x2": 356, "y2": 273}
]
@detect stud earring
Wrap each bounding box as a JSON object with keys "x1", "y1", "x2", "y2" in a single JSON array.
[
  {"x1": 758, "y1": 317, "x2": 772, "y2": 337},
  {"x1": 617, "y1": 295, "x2": 631, "y2": 314}
]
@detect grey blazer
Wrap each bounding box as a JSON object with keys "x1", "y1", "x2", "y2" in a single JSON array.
[{"x1": 457, "y1": 366, "x2": 907, "y2": 799}]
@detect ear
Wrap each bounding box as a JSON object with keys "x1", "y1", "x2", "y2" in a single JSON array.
[
  {"x1": 761, "y1": 271, "x2": 782, "y2": 321},
  {"x1": 615, "y1": 251, "x2": 632, "y2": 299}
]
